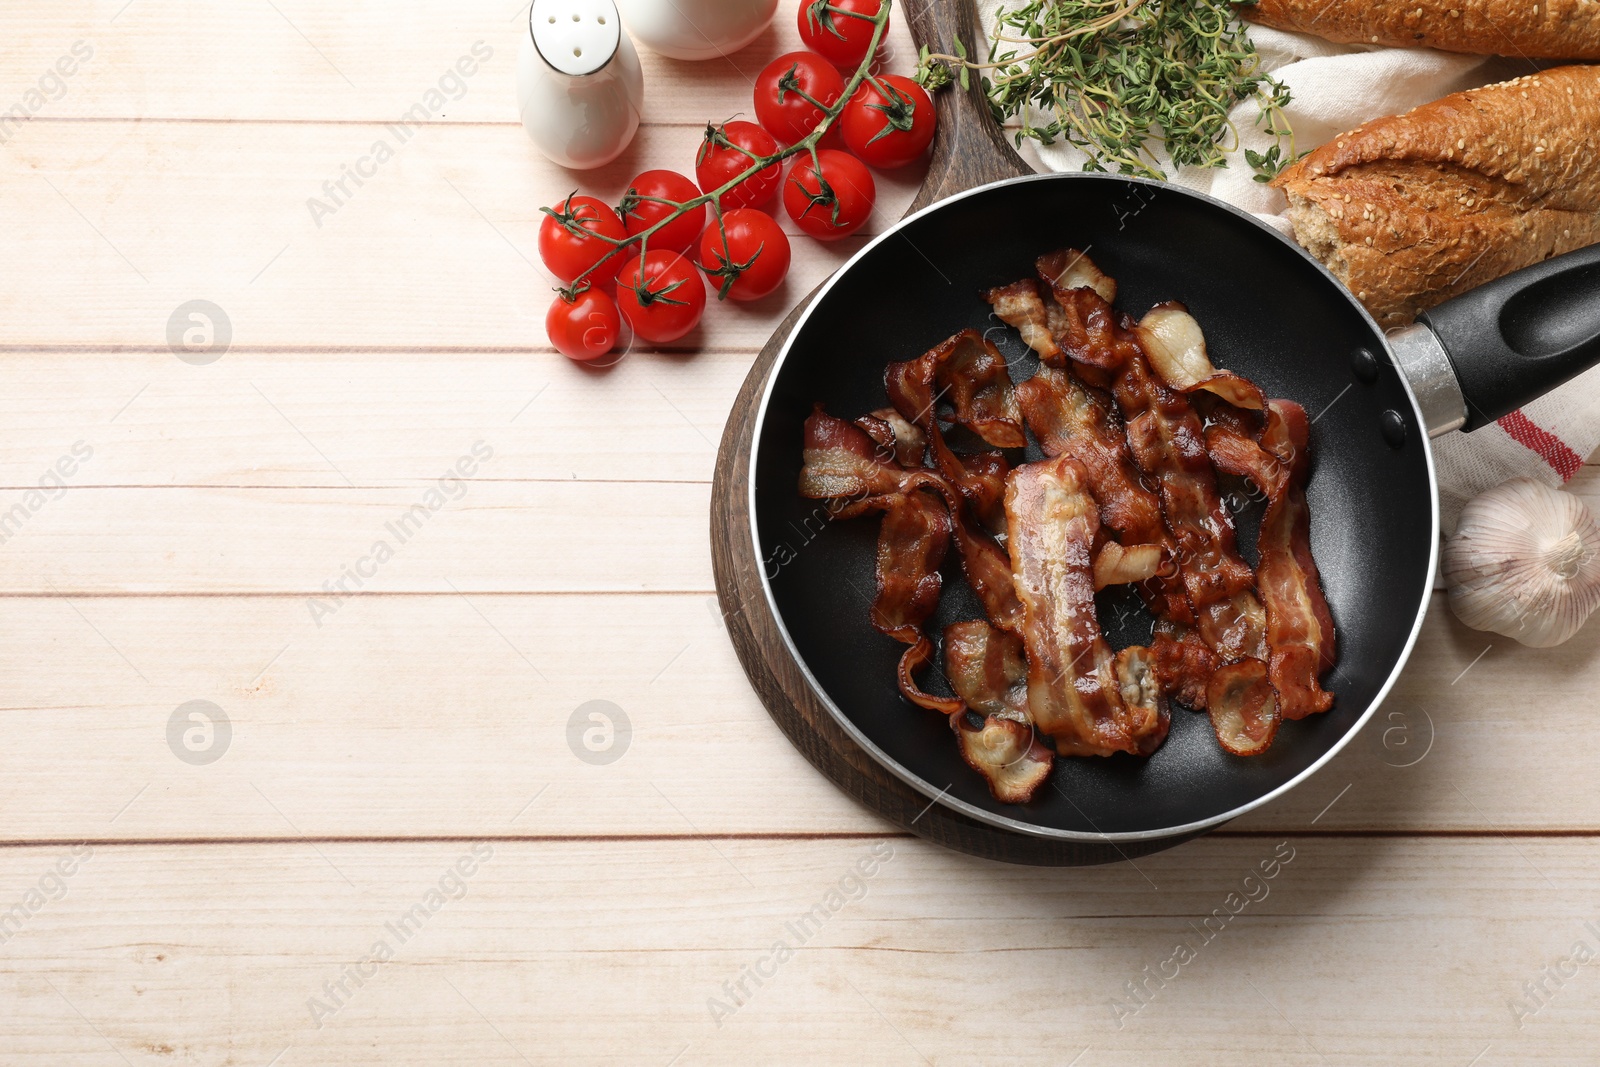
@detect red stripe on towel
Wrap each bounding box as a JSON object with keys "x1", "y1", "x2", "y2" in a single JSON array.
[{"x1": 1497, "y1": 409, "x2": 1584, "y2": 481}]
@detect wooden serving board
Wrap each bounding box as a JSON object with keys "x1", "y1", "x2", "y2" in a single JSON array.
[{"x1": 708, "y1": 0, "x2": 1200, "y2": 865}]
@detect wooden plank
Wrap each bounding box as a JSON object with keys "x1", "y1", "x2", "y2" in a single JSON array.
[
  {"x1": 0, "y1": 481, "x2": 713, "y2": 593},
  {"x1": 0, "y1": 120, "x2": 924, "y2": 352},
  {"x1": 5, "y1": 0, "x2": 921, "y2": 125},
  {"x1": 0, "y1": 348, "x2": 743, "y2": 486},
  {"x1": 0, "y1": 837, "x2": 1594, "y2": 1063},
  {"x1": 2, "y1": 589, "x2": 1598, "y2": 841}
]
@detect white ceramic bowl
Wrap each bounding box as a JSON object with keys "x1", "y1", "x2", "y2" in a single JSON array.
[{"x1": 614, "y1": 0, "x2": 778, "y2": 61}]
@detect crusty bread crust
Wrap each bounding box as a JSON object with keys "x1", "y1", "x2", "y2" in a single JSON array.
[
  {"x1": 1270, "y1": 65, "x2": 1600, "y2": 328},
  {"x1": 1240, "y1": 0, "x2": 1600, "y2": 59}
]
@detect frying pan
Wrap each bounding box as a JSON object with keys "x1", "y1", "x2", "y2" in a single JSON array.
[{"x1": 719, "y1": 0, "x2": 1600, "y2": 861}]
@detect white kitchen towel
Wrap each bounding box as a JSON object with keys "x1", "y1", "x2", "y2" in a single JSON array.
[{"x1": 975, "y1": 9, "x2": 1600, "y2": 529}]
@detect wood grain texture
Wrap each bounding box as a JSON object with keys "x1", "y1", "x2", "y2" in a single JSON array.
[
  {"x1": 2, "y1": 0, "x2": 1599, "y2": 1059},
  {"x1": 1, "y1": 838, "x2": 1598, "y2": 1064},
  {"x1": 0, "y1": 582, "x2": 1598, "y2": 840},
  {"x1": 0, "y1": 122, "x2": 923, "y2": 351},
  {"x1": 6, "y1": 0, "x2": 920, "y2": 125}
]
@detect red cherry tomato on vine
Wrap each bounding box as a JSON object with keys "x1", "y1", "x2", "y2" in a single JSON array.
[
  {"x1": 538, "y1": 194, "x2": 627, "y2": 285},
  {"x1": 842, "y1": 74, "x2": 937, "y2": 169},
  {"x1": 698, "y1": 208, "x2": 792, "y2": 302},
  {"x1": 695, "y1": 121, "x2": 782, "y2": 210},
  {"x1": 616, "y1": 250, "x2": 707, "y2": 343},
  {"x1": 798, "y1": 0, "x2": 887, "y2": 68},
  {"x1": 545, "y1": 287, "x2": 622, "y2": 362},
  {"x1": 783, "y1": 149, "x2": 875, "y2": 241},
  {"x1": 617, "y1": 170, "x2": 706, "y2": 255},
  {"x1": 755, "y1": 51, "x2": 845, "y2": 147}
]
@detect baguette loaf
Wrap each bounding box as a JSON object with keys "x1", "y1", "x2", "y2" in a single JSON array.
[
  {"x1": 1271, "y1": 65, "x2": 1600, "y2": 328},
  {"x1": 1239, "y1": 0, "x2": 1600, "y2": 59}
]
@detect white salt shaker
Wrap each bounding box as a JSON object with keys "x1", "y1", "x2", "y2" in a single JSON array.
[
  {"x1": 517, "y1": 0, "x2": 645, "y2": 169},
  {"x1": 614, "y1": 0, "x2": 778, "y2": 61}
]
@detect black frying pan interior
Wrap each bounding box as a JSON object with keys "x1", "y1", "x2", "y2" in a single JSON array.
[{"x1": 753, "y1": 174, "x2": 1435, "y2": 837}]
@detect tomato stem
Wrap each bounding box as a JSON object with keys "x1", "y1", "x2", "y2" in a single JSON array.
[
  {"x1": 775, "y1": 64, "x2": 835, "y2": 116},
  {"x1": 555, "y1": 0, "x2": 895, "y2": 294}
]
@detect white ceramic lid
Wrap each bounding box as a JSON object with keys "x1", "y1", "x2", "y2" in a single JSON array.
[{"x1": 531, "y1": 0, "x2": 622, "y2": 77}]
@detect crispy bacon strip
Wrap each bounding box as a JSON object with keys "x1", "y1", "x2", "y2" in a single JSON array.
[
  {"x1": 856, "y1": 407, "x2": 927, "y2": 469},
  {"x1": 1006, "y1": 456, "x2": 1169, "y2": 758},
  {"x1": 868, "y1": 490, "x2": 949, "y2": 643},
  {"x1": 1014, "y1": 366, "x2": 1162, "y2": 541},
  {"x1": 798, "y1": 403, "x2": 908, "y2": 501},
  {"x1": 896, "y1": 634, "x2": 963, "y2": 715},
  {"x1": 886, "y1": 329, "x2": 1026, "y2": 450},
  {"x1": 877, "y1": 357, "x2": 1025, "y2": 630},
  {"x1": 1207, "y1": 400, "x2": 1337, "y2": 719},
  {"x1": 1013, "y1": 364, "x2": 1187, "y2": 617},
  {"x1": 1036, "y1": 252, "x2": 1267, "y2": 664},
  {"x1": 1206, "y1": 658, "x2": 1281, "y2": 757},
  {"x1": 1094, "y1": 541, "x2": 1164, "y2": 590},
  {"x1": 1133, "y1": 303, "x2": 1265, "y2": 411},
  {"x1": 944, "y1": 619, "x2": 1029, "y2": 721},
  {"x1": 1037, "y1": 248, "x2": 1117, "y2": 305},
  {"x1": 1151, "y1": 619, "x2": 1214, "y2": 710},
  {"x1": 982, "y1": 279, "x2": 1060, "y2": 361},
  {"x1": 798, "y1": 407, "x2": 960, "y2": 712},
  {"x1": 1114, "y1": 645, "x2": 1170, "y2": 756},
  {"x1": 885, "y1": 333, "x2": 1023, "y2": 534},
  {"x1": 952, "y1": 712, "x2": 1055, "y2": 804}
]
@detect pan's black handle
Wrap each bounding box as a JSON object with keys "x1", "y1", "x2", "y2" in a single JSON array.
[
  {"x1": 1418, "y1": 243, "x2": 1600, "y2": 431},
  {"x1": 903, "y1": 0, "x2": 1032, "y2": 215}
]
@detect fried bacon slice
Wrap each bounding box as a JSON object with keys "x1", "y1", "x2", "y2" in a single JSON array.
[
  {"x1": 885, "y1": 331, "x2": 1024, "y2": 533},
  {"x1": 1132, "y1": 303, "x2": 1265, "y2": 411},
  {"x1": 982, "y1": 279, "x2": 1059, "y2": 361},
  {"x1": 1206, "y1": 658, "x2": 1281, "y2": 757},
  {"x1": 1006, "y1": 456, "x2": 1169, "y2": 757},
  {"x1": 855, "y1": 408, "x2": 926, "y2": 469},
  {"x1": 1093, "y1": 541, "x2": 1164, "y2": 590},
  {"x1": 1014, "y1": 366, "x2": 1162, "y2": 540},
  {"x1": 878, "y1": 349, "x2": 1025, "y2": 630},
  {"x1": 1037, "y1": 248, "x2": 1117, "y2": 305},
  {"x1": 1207, "y1": 399, "x2": 1337, "y2": 719},
  {"x1": 952, "y1": 712, "x2": 1055, "y2": 804},
  {"x1": 798, "y1": 403, "x2": 911, "y2": 501},
  {"x1": 944, "y1": 619, "x2": 1029, "y2": 721},
  {"x1": 1114, "y1": 645, "x2": 1170, "y2": 757},
  {"x1": 1151, "y1": 620, "x2": 1214, "y2": 710},
  {"x1": 868, "y1": 490, "x2": 949, "y2": 643},
  {"x1": 885, "y1": 329, "x2": 1026, "y2": 450},
  {"x1": 1034, "y1": 252, "x2": 1267, "y2": 662},
  {"x1": 798, "y1": 407, "x2": 959, "y2": 712},
  {"x1": 1013, "y1": 363, "x2": 1186, "y2": 617}
]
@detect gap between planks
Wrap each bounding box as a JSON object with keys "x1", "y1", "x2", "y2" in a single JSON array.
[{"x1": 2, "y1": 829, "x2": 1599, "y2": 850}]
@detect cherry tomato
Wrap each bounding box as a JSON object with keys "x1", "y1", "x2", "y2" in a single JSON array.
[
  {"x1": 538, "y1": 194, "x2": 627, "y2": 285},
  {"x1": 617, "y1": 170, "x2": 706, "y2": 254},
  {"x1": 797, "y1": 0, "x2": 886, "y2": 69},
  {"x1": 755, "y1": 51, "x2": 845, "y2": 147},
  {"x1": 783, "y1": 149, "x2": 875, "y2": 241},
  {"x1": 616, "y1": 250, "x2": 707, "y2": 343},
  {"x1": 546, "y1": 287, "x2": 622, "y2": 362},
  {"x1": 698, "y1": 208, "x2": 792, "y2": 302},
  {"x1": 695, "y1": 121, "x2": 782, "y2": 210},
  {"x1": 842, "y1": 74, "x2": 937, "y2": 169}
]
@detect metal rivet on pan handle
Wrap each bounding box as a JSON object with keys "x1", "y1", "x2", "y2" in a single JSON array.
[
  {"x1": 1350, "y1": 347, "x2": 1380, "y2": 385},
  {"x1": 1380, "y1": 409, "x2": 1407, "y2": 449}
]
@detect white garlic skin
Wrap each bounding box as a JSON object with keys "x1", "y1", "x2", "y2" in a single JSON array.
[{"x1": 1443, "y1": 478, "x2": 1600, "y2": 648}]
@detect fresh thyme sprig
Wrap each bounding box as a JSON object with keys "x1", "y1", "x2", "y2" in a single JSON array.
[{"x1": 916, "y1": 0, "x2": 1295, "y2": 182}]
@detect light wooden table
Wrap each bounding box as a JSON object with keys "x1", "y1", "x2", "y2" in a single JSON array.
[{"x1": 3, "y1": 3, "x2": 1599, "y2": 1063}]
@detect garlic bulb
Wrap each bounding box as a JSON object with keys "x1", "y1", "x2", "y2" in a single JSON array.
[{"x1": 1443, "y1": 478, "x2": 1600, "y2": 647}]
